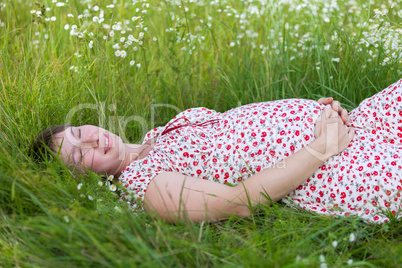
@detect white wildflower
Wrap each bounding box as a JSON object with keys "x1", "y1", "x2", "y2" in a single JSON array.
[
  {"x1": 120, "y1": 37, "x2": 126, "y2": 42},
  {"x1": 64, "y1": 24, "x2": 70, "y2": 30},
  {"x1": 115, "y1": 50, "x2": 121, "y2": 57},
  {"x1": 56, "y1": 2, "x2": 65, "y2": 7},
  {"x1": 319, "y1": 255, "x2": 325, "y2": 262},
  {"x1": 130, "y1": 60, "x2": 135, "y2": 66},
  {"x1": 88, "y1": 195, "x2": 93, "y2": 201},
  {"x1": 50, "y1": 16, "x2": 56, "y2": 21},
  {"x1": 98, "y1": 181, "x2": 103, "y2": 186},
  {"x1": 153, "y1": 37, "x2": 157, "y2": 41},
  {"x1": 108, "y1": 175, "x2": 114, "y2": 181},
  {"x1": 63, "y1": 216, "x2": 70, "y2": 223},
  {"x1": 109, "y1": 31, "x2": 115, "y2": 37},
  {"x1": 67, "y1": 13, "x2": 74, "y2": 17},
  {"x1": 120, "y1": 50, "x2": 127, "y2": 58},
  {"x1": 88, "y1": 40, "x2": 93, "y2": 48},
  {"x1": 93, "y1": 5, "x2": 99, "y2": 11},
  {"x1": 110, "y1": 185, "x2": 117, "y2": 191},
  {"x1": 136, "y1": 63, "x2": 141, "y2": 68},
  {"x1": 332, "y1": 241, "x2": 338, "y2": 248},
  {"x1": 114, "y1": 206, "x2": 121, "y2": 212},
  {"x1": 349, "y1": 233, "x2": 356, "y2": 242},
  {"x1": 332, "y1": 58, "x2": 340, "y2": 62},
  {"x1": 77, "y1": 183, "x2": 83, "y2": 190},
  {"x1": 347, "y1": 259, "x2": 353, "y2": 265}
]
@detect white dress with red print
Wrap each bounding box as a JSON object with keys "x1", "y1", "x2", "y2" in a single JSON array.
[{"x1": 118, "y1": 79, "x2": 402, "y2": 223}]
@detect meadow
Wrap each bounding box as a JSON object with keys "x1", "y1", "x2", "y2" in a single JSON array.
[{"x1": 0, "y1": 0, "x2": 402, "y2": 266}]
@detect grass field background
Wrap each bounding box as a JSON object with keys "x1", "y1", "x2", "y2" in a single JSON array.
[{"x1": 1, "y1": 0, "x2": 402, "y2": 266}]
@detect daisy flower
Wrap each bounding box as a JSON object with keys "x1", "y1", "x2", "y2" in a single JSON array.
[
  {"x1": 77, "y1": 183, "x2": 83, "y2": 190},
  {"x1": 120, "y1": 50, "x2": 127, "y2": 58},
  {"x1": 130, "y1": 60, "x2": 135, "y2": 66},
  {"x1": 108, "y1": 175, "x2": 114, "y2": 181},
  {"x1": 110, "y1": 185, "x2": 117, "y2": 192},
  {"x1": 98, "y1": 181, "x2": 103, "y2": 186},
  {"x1": 349, "y1": 233, "x2": 356, "y2": 242},
  {"x1": 115, "y1": 50, "x2": 121, "y2": 57}
]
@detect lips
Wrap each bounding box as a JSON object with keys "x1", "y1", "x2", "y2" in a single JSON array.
[{"x1": 104, "y1": 134, "x2": 112, "y2": 154}]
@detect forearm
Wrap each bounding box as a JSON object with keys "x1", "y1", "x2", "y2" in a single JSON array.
[{"x1": 233, "y1": 138, "x2": 331, "y2": 207}]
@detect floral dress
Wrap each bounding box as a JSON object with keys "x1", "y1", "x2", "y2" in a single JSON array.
[{"x1": 118, "y1": 79, "x2": 402, "y2": 223}]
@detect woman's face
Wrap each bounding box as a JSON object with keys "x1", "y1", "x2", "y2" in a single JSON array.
[{"x1": 55, "y1": 125, "x2": 126, "y2": 175}]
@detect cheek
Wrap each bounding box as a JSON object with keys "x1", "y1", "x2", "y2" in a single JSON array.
[{"x1": 83, "y1": 151, "x2": 105, "y2": 169}]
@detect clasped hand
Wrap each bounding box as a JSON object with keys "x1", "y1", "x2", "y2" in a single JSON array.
[{"x1": 312, "y1": 97, "x2": 355, "y2": 160}]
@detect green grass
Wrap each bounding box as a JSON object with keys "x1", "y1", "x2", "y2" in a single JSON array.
[{"x1": 1, "y1": 0, "x2": 402, "y2": 266}]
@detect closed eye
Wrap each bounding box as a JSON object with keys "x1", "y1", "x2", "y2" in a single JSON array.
[{"x1": 76, "y1": 127, "x2": 83, "y2": 165}]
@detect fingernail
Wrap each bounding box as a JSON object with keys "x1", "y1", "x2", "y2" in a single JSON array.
[{"x1": 326, "y1": 104, "x2": 331, "y2": 108}]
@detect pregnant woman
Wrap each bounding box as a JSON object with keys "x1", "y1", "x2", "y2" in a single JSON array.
[{"x1": 31, "y1": 79, "x2": 402, "y2": 224}]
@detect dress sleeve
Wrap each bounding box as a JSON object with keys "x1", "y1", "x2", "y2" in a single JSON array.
[{"x1": 118, "y1": 154, "x2": 171, "y2": 211}]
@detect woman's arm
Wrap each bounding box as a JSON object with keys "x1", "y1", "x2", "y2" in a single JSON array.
[{"x1": 144, "y1": 106, "x2": 355, "y2": 223}]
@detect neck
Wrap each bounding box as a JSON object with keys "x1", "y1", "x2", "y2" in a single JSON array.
[{"x1": 113, "y1": 140, "x2": 155, "y2": 176}]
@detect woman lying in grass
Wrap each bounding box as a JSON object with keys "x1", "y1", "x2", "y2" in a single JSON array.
[{"x1": 31, "y1": 79, "x2": 402, "y2": 224}]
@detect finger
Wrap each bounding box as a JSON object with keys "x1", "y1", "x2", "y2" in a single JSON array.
[
  {"x1": 331, "y1": 100, "x2": 341, "y2": 112},
  {"x1": 317, "y1": 97, "x2": 333, "y2": 105},
  {"x1": 341, "y1": 109, "x2": 350, "y2": 125},
  {"x1": 324, "y1": 104, "x2": 333, "y2": 118},
  {"x1": 348, "y1": 127, "x2": 355, "y2": 140},
  {"x1": 330, "y1": 107, "x2": 340, "y2": 118}
]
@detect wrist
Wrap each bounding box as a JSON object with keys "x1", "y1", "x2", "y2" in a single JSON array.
[{"x1": 304, "y1": 139, "x2": 333, "y2": 162}]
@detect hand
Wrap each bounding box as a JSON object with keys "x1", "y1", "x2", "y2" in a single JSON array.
[
  {"x1": 317, "y1": 97, "x2": 350, "y2": 126},
  {"x1": 310, "y1": 105, "x2": 355, "y2": 160}
]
